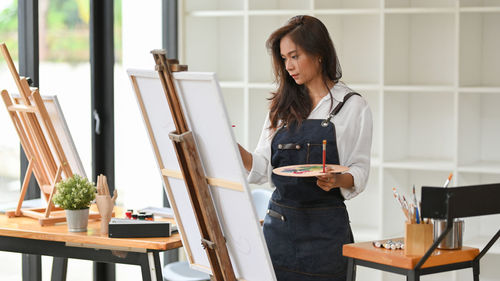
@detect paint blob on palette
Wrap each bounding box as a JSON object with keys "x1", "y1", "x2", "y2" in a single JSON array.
[{"x1": 273, "y1": 164, "x2": 349, "y2": 177}]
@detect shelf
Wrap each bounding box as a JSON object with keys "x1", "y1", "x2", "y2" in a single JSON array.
[
  {"x1": 458, "y1": 93, "x2": 500, "y2": 166},
  {"x1": 184, "y1": 16, "x2": 244, "y2": 81},
  {"x1": 249, "y1": 0, "x2": 309, "y2": 10},
  {"x1": 465, "y1": 236, "x2": 500, "y2": 254},
  {"x1": 248, "y1": 89, "x2": 272, "y2": 151},
  {"x1": 178, "y1": 3, "x2": 500, "y2": 279},
  {"x1": 219, "y1": 81, "x2": 245, "y2": 88},
  {"x1": 458, "y1": 161, "x2": 500, "y2": 174},
  {"x1": 347, "y1": 83, "x2": 380, "y2": 91},
  {"x1": 317, "y1": 14, "x2": 380, "y2": 85},
  {"x1": 245, "y1": 82, "x2": 379, "y2": 91},
  {"x1": 363, "y1": 90, "x2": 380, "y2": 159},
  {"x1": 350, "y1": 225, "x2": 380, "y2": 242},
  {"x1": 315, "y1": 0, "x2": 380, "y2": 9},
  {"x1": 346, "y1": 168, "x2": 381, "y2": 235},
  {"x1": 188, "y1": 9, "x2": 384, "y2": 17},
  {"x1": 371, "y1": 157, "x2": 381, "y2": 167},
  {"x1": 459, "y1": 12, "x2": 500, "y2": 87},
  {"x1": 460, "y1": 0, "x2": 500, "y2": 8},
  {"x1": 384, "y1": 85, "x2": 455, "y2": 92},
  {"x1": 385, "y1": 13, "x2": 455, "y2": 86},
  {"x1": 187, "y1": 10, "x2": 245, "y2": 17},
  {"x1": 383, "y1": 91, "x2": 455, "y2": 163},
  {"x1": 184, "y1": 0, "x2": 243, "y2": 12},
  {"x1": 460, "y1": 6, "x2": 500, "y2": 12},
  {"x1": 248, "y1": 14, "x2": 380, "y2": 84},
  {"x1": 248, "y1": 15, "x2": 290, "y2": 83},
  {"x1": 385, "y1": 0, "x2": 456, "y2": 8},
  {"x1": 383, "y1": 159, "x2": 455, "y2": 171},
  {"x1": 463, "y1": 214, "x2": 500, "y2": 255},
  {"x1": 248, "y1": 83, "x2": 276, "y2": 89},
  {"x1": 312, "y1": 9, "x2": 380, "y2": 15},
  {"x1": 457, "y1": 172, "x2": 500, "y2": 186},
  {"x1": 384, "y1": 8, "x2": 456, "y2": 14},
  {"x1": 459, "y1": 87, "x2": 500, "y2": 93}
]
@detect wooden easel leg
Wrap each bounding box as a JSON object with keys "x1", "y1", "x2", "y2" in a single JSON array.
[
  {"x1": 16, "y1": 159, "x2": 35, "y2": 216},
  {"x1": 45, "y1": 165, "x2": 63, "y2": 218}
]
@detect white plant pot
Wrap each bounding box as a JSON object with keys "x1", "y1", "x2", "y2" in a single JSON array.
[{"x1": 65, "y1": 208, "x2": 90, "y2": 232}]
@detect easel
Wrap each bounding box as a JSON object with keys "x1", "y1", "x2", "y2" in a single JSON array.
[
  {"x1": 151, "y1": 50, "x2": 237, "y2": 281},
  {"x1": 0, "y1": 43, "x2": 100, "y2": 225}
]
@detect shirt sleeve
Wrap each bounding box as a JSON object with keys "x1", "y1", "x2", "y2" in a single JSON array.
[
  {"x1": 247, "y1": 115, "x2": 274, "y2": 185},
  {"x1": 338, "y1": 98, "x2": 373, "y2": 200}
]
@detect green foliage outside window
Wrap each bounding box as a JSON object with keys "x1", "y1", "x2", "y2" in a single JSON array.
[
  {"x1": 53, "y1": 174, "x2": 96, "y2": 210},
  {"x1": 0, "y1": 0, "x2": 18, "y2": 59},
  {"x1": 0, "y1": 0, "x2": 122, "y2": 63}
]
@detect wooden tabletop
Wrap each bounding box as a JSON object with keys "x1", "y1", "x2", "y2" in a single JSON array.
[
  {"x1": 343, "y1": 238, "x2": 479, "y2": 269},
  {"x1": 0, "y1": 207, "x2": 182, "y2": 251}
]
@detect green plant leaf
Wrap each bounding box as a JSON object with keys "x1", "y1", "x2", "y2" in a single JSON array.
[{"x1": 52, "y1": 174, "x2": 96, "y2": 210}]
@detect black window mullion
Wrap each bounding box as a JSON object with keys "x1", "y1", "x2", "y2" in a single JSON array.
[
  {"x1": 18, "y1": 0, "x2": 39, "y2": 199},
  {"x1": 162, "y1": 0, "x2": 179, "y2": 265},
  {"x1": 90, "y1": 0, "x2": 115, "y2": 280},
  {"x1": 18, "y1": 1, "x2": 42, "y2": 280}
]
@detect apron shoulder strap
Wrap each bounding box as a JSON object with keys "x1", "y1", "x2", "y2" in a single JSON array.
[
  {"x1": 331, "y1": 92, "x2": 361, "y2": 116},
  {"x1": 321, "y1": 92, "x2": 361, "y2": 127}
]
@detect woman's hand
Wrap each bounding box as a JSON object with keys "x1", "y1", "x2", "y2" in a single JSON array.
[
  {"x1": 238, "y1": 144, "x2": 253, "y2": 172},
  {"x1": 316, "y1": 168, "x2": 354, "y2": 191},
  {"x1": 316, "y1": 171, "x2": 339, "y2": 191}
]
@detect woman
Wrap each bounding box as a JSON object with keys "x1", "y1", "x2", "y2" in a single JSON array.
[{"x1": 239, "y1": 15, "x2": 372, "y2": 281}]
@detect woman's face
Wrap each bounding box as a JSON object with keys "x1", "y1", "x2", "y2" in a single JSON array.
[{"x1": 280, "y1": 35, "x2": 321, "y2": 86}]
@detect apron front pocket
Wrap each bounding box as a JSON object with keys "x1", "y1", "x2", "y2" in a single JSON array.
[
  {"x1": 263, "y1": 205, "x2": 296, "y2": 269},
  {"x1": 292, "y1": 207, "x2": 351, "y2": 276}
]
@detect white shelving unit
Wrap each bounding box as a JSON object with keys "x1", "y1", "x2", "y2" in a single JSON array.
[{"x1": 179, "y1": 1, "x2": 500, "y2": 280}]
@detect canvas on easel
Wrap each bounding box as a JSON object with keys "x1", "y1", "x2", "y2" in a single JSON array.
[
  {"x1": 127, "y1": 57, "x2": 276, "y2": 280},
  {"x1": 0, "y1": 43, "x2": 97, "y2": 225}
]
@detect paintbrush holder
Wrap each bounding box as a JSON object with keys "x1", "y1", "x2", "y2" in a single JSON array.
[
  {"x1": 433, "y1": 219, "x2": 464, "y2": 250},
  {"x1": 404, "y1": 222, "x2": 433, "y2": 256},
  {"x1": 96, "y1": 195, "x2": 115, "y2": 235}
]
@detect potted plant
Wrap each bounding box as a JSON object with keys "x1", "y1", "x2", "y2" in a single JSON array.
[{"x1": 53, "y1": 174, "x2": 96, "y2": 232}]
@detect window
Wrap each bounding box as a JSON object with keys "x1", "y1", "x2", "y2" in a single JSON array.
[{"x1": 0, "y1": 0, "x2": 20, "y2": 205}]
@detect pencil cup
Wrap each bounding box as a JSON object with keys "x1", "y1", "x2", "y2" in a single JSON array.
[
  {"x1": 96, "y1": 190, "x2": 117, "y2": 235},
  {"x1": 404, "y1": 222, "x2": 433, "y2": 256}
]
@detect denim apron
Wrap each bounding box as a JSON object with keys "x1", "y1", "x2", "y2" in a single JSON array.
[{"x1": 264, "y1": 93, "x2": 359, "y2": 281}]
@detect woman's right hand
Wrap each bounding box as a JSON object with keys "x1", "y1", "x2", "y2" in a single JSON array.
[{"x1": 238, "y1": 144, "x2": 253, "y2": 172}]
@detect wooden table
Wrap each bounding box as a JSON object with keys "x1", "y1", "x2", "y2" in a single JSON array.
[
  {"x1": 0, "y1": 209, "x2": 182, "y2": 281},
  {"x1": 343, "y1": 239, "x2": 480, "y2": 281}
]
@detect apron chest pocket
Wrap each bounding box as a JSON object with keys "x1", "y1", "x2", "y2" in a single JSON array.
[{"x1": 306, "y1": 142, "x2": 323, "y2": 164}]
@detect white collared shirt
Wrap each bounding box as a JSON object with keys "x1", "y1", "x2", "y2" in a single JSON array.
[{"x1": 247, "y1": 82, "x2": 373, "y2": 200}]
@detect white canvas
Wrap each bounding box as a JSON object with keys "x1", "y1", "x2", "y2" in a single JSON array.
[
  {"x1": 13, "y1": 95, "x2": 87, "y2": 179},
  {"x1": 128, "y1": 69, "x2": 276, "y2": 281}
]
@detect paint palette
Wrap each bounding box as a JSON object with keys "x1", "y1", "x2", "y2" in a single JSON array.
[{"x1": 273, "y1": 164, "x2": 349, "y2": 177}]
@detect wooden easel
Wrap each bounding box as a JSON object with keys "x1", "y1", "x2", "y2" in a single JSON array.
[
  {"x1": 151, "y1": 50, "x2": 236, "y2": 281},
  {"x1": 0, "y1": 43, "x2": 100, "y2": 225}
]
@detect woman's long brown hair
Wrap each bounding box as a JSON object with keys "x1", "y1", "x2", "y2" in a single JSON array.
[{"x1": 266, "y1": 15, "x2": 342, "y2": 131}]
